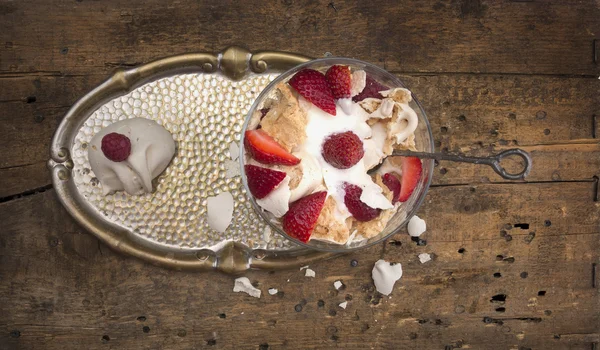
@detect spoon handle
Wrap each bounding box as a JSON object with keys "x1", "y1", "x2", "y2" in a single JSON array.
[{"x1": 391, "y1": 148, "x2": 533, "y2": 180}]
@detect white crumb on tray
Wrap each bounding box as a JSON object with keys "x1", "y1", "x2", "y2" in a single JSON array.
[
  {"x1": 418, "y1": 253, "x2": 432, "y2": 264},
  {"x1": 207, "y1": 192, "x2": 234, "y2": 233},
  {"x1": 333, "y1": 280, "x2": 343, "y2": 290},
  {"x1": 262, "y1": 226, "x2": 272, "y2": 242},
  {"x1": 305, "y1": 268, "x2": 316, "y2": 278},
  {"x1": 339, "y1": 301, "x2": 348, "y2": 309},
  {"x1": 372, "y1": 259, "x2": 403, "y2": 296},
  {"x1": 300, "y1": 265, "x2": 309, "y2": 270},
  {"x1": 268, "y1": 288, "x2": 278, "y2": 295},
  {"x1": 408, "y1": 215, "x2": 426, "y2": 237},
  {"x1": 229, "y1": 142, "x2": 240, "y2": 161},
  {"x1": 233, "y1": 277, "x2": 261, "y2": 298},
  {"x1": 224, "y1": 159, "x2": 241, "y2": 178}
]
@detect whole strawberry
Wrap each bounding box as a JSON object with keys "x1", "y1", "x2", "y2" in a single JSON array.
[
  {"x1": 343, "y1": 183, "x2": 381, "y2": 222},
  {"x1": 101, "y1": 132, "x2": 131, "y2": 162},
  {"x1": 321, "y1": 131, "x2": 364, "y2": 169},
  {"x1": 325, "y1": 65, "x2": 351, "y2": 99},
  {"x1": 288, "y1": 69, "x2": 336, "y2": 116},
  {"x1": 282, "y1": 191, "x2": 327, "y2": 242}
]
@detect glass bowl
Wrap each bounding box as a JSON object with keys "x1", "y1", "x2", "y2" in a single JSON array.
[{"x1": 240, "y1": 57, "x2": 434, "y2": 252}]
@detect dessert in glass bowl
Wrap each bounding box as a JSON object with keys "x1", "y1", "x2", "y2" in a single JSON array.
[{"x1": 241, "y1": 58, "x2": 434, "y2": 251}]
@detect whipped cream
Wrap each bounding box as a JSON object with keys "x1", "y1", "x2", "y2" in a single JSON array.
[
  {"x1": 256, "y1": 176, "x2": 291, "y2": 218},
  {"x1": 289, "y1": 151, "x2": 323, "y2": 202},
  {"x1": 88, "y1": 118, "x2": 176, "y2": 195},
  {"x1": 301, "y1": 98, "x2": 393, "y2": 221}
]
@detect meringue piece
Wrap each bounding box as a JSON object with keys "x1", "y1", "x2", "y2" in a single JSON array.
[
  {"x1": 380, "y1": 88, "x2": 412, "y2": 104},
  {"x1": 408, "y1": 215, "x2": 426, "y2": 237},
  {"x1": 268, "y1": 288, "x2": 278, "y2": 295},
  {"x1": 305, "y1": 268, "x2": 316, "y2": 278},
  {"x1": 207, "y1": 192, "x2": 234, "y2": 233},
  {"x1": 418, "y1": 253, "x2": 431, "y2": 264},
  {"x1": 346, "y1": 230, "x2": 358, "y2": 246},
  {"x1": 229, "y1": 141, "x2": 240, "y2": 161},
  {"x1": 333, "y1": 280, "x2": 343, "y2": 290},
  {"x1": 390, "y1": 103, "x2": 419, "y2": 144},
  {"x1": 256, "y1": 176, "x2": 291, "y2": 218},
  {"x1": 289, "y1": 151, "x2": 323, "y2": 203},
  {"x1": 262, "y1": 225, "x2": 272, "y2": 242},
  {"x1": 372, "y1": 259, "x2": 403, "y2": 296},
  {"x1": 233, "y1": 277, "x2": 261, "y2": 298},
  {"x1": 300, "y1": 265, "x2": 309, "y2": 270},
  {"x1": 88, "y1": 118, "x2": 176, "y2": 195},
  {"x1": 368, "y1": 98, "x2": 395, "y2": 119},
  {"x1": 360, "y1": 182, "x2": 394, "y2": 210},
  {"x1": 363, "y1": 122, "x2": 388, "y2": 170},
  {"x1": 339, "y1": 301, "x2": 348, "y2": 309},
  {"x1": 224, "y1": 159, "x2": 240, "y2": 178},
  {"x1": 350, "y1": 70, "x2": 366, "y2": 97}
]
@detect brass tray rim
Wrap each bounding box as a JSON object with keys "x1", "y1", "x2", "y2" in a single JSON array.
[{"x1": 48, "y1": 46, "x2": 336, "y2": 274}]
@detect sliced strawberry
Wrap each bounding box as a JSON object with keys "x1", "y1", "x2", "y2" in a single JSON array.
[
  {"x1": 282, "y1": 191, "x2": 327, "y2": 242},
  {"x1": 398, "y1": 157, "x2": 422, "y2": 202},
  {"x1": 382, "y1": 173, "x2": 401, "y2": 204},
  {"x1": 321, "y1": 131, "x2": 364, "y2": 169},
  {"x1": 288, "y1": 69, "x2": 336, "y2": 115},
  {"x1": 244, "y1": 165, "x2": 286, "y2": 199},
  {"x1": 343, "y1": 183, "x2": 381, "y2": 222},
  {"x1": 352, "y1": 75, "x2": 387, "y2": 102},
  {"x1": 244, "y1": 129, "x2": 300, "y2": 166},
  {"x1": 325, "y1": 65, "x2": 352, "y2": 99}
]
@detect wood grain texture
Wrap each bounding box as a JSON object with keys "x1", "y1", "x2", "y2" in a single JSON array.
[
  {"x1": 1, "y1": 0, "x2": 599, "y2": 349},
  {"x1": 0, "y1": 184, "x2": 598, "y2": 350},
  {"x1": 1, "y1": 0, "x2": 599, "y2": 76}
]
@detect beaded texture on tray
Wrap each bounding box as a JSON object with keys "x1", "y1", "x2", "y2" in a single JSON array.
[{"x1": 71, "y1": 73, "x2": 294, "y2": 250}]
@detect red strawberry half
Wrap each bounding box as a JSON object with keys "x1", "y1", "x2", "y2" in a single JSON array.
[
  {"x1": 244, "y1": 165, "x2": 286, "y2": 199},
  {"x1": 352, "y1": 75, "x2": 387, "y2": 102},
  {"x1": 282, "y1": 191, "x2": 327, "y2": 242},
  {"x1": 325, "y1": 65, "x2": 352, "y2": 99},
  {"x1": 343, "y1": 183, "x2": 381, "y2": 222},
  {"x1": 244, "y1": 129, "x2": 300, "y2": 166},
  {"x1": 288, "y1": 69, "x2": 336, "y2": 115},
  {"x1": 382, "y1": 173, "x2": 401, "y2": 204},
  {"x1": 398, "y1": 157, "x2": 422, "y2": 202},
  {"x1": 321, "y1": 131, "x2": 364, "y2": 169}
]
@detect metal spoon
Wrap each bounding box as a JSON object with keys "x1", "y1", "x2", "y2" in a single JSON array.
[{"x1": 369, "y1": 148, "x2": 532, "y2": 180}]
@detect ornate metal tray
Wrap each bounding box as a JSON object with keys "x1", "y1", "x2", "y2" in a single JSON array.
[{"x1": 49, "y1": 47, "x2": 336, "y2": 273}]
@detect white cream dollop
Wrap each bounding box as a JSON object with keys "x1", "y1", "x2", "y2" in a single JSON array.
[
  {"x1": 88, "y1": 118, "x2": 176, "y2": 195},
  {"x1": 301, "y1": 99, "x2": 393, "y2": 221},
  {"x1": 372, "y1": 259, "x2": 403, "y2": 296},
  {"x1": 256, "y1": 176, "x2": 291, "y2": 218}
]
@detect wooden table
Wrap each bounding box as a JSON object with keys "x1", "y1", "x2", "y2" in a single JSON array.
[{"x1": 1, "y1": 1, "x2": 599, "y2": 349}]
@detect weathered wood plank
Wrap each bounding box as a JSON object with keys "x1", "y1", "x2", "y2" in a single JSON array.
[
  {"x1": 0, "y1": 181, "x2": 597, "y2": 350},
  {"x1": 0, "y1": 73, "x2": 598, "y2": 197},
  {"x1": 1, "y1": 0, "x2": 599, "y2": 76}
]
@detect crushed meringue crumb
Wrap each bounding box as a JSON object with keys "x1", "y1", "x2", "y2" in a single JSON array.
[
  {"x1": 268, "y1": 288, "x2": 278, "y2": 295},
  {"x1": 418, "y1": 253, "x2": 431, "y2": 264},
  {"x1": 333, "y1": 280, "x2": 343, "y2": 290},
  {"x1": 408, "y1": 215, "x2": 426, "y2": 237},
  {"x1": 305, "y1": 268, "x2": 316, "y2": 277},
  {"x1": 233, "y1": 277, "x2": 261, "y2": 298},
  {"x1": 339, "y1": 301, "x2": 348, "y2": 309},
  {"x1": 207, "y1": 192, "x2": 234, "y2": 233}
]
